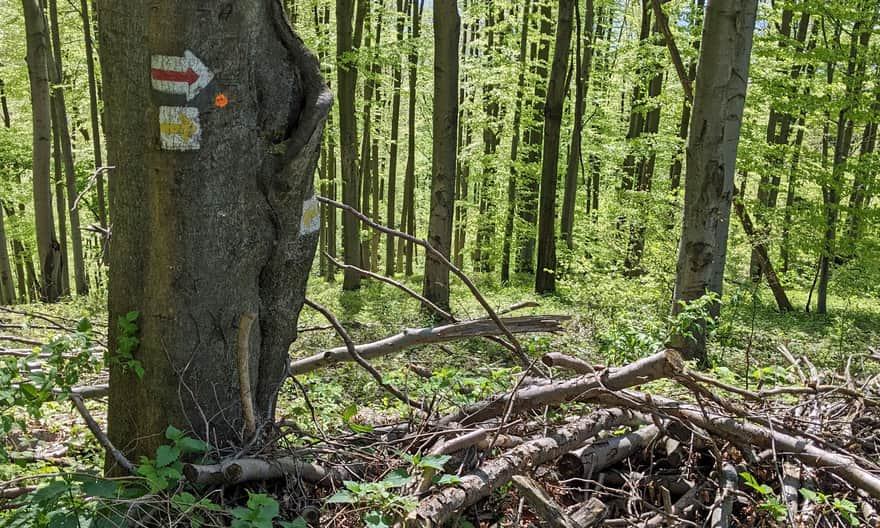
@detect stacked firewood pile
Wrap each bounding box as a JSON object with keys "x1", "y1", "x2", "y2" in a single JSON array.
[{"x1": 181, "y1": 346, "x2": 880, "y2": 527}]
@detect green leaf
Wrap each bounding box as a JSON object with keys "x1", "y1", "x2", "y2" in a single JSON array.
[
  {"x1": 348, "y1": 422, "x2": 374, "y2": 433},
  {"x1": 381, "y1": 468, "x2": 412, "y2": 488},
  {"x1": 363, "y1": 511, "x2": 392, "y2": 528},
  {"x1": 47, "y1": 513, "x2": 79, "y2": 528},
  {"x1": 436, "y1": 474, "x2": 462, "y2": 486},
  {"x1": 81, "y1": 478, "x2": 119, "y2": 498},
  {"x1": 326, "y1": 490, "x2": 358, "y2": 504},
  {"x1": 165, "y1": 425, "x2": 185, "y2": 441},
  {"x1": 799, "y1": 488, "x2": 819, "y2": 502},
  {"x1": 418, "y1": 455, "x2": 451, "y2": 471},
  {"x1": 342, "y1": 404, "x2": 358, "y2": 423},
  {"x1": 155, "y1": 445, "x2": 181, "y2": 468},
  {"x1": 176, "y1": 436, "x2": 210, "y2": 454},
  {"x1": 31, "y1": 481, "x2": 69, "y2": 504},
  {"x1": 280, "y1": 519, "x2": 309, "y2": 528}
]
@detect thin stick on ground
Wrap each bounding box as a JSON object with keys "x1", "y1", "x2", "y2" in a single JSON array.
[
  {"x1": 303, "y1": 298, "x2": 428, "y2": 411},
  {"x1": 69, "y1": 394, "x2": 136, "y2": 475}
]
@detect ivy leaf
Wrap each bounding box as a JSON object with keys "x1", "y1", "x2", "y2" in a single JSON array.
[{"x1": 165, "y1": 425, "x2": 185, "y2": 441}]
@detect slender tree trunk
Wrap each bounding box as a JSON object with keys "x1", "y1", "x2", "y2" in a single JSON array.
[
  {"x1": 501, "y1": 0, "x2": 532, "y2": 283},
  {"x1": 338, "y1": 0, "x2": 365, "y2": 290},
  {"x1": 0, "y1": 206, "x2": 14, "y2": 304},
  {"x1": 359, "y1": 7, "x2": 376, "y2": 272},
  {"x1": 423, "y1": 0, "x2": 460, "y2": 310},
  {"x1": 517, "y1": 0, "x2": 552, "y2": 274},
  {"x1": 534, "y1": 0, "x2": 574, "y2": 294},
  {"x1": 22, "y1": 0, "x2": 62, "y2": 302},
  {"x1": 48, "y1": 0, "x2": 89, "y2": 295},
  {"x1": 669, "y1": 0, "x2": 703, "y2": 191},
  {"x1": 81, "y1": 0, "x2": 106, "y2": 229},
  {"x1": 51, "y1": 102, "x2": 70, "y2": 296},
  {"x1": 622, "y1": 0, "x2": 664, "y2": 276},
  {"x1": 386, "y1": 0, "x2": 406, "y2": 276},
  {"x1": 817, "y1": 20, "x2": 871, "y2": 314},
  {"x1": 473, "y1": 4, "x2": 500, "y2": 273},
  {"x1": 781, "y1": 116, "x2": 805, "y2": 272},
  {"x1": 399, "y1": 0, "x2": 422, "y2": 276},
  {"x1": 669, "y1": 0, "x2": 758, "y2": 363},
  {"x1": 0, "y1": 79, "x2": 10, "y2": 128},
  {"x1": 453, "y1": 6, "x2": 471, "y2": 270},
  {"x1": 561, "y1": 0, "x2": 595, "y2": 250}
]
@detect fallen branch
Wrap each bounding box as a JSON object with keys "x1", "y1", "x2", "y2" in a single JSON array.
[
  {"x1": 236, "y1": 312, "x2": 257, "y2": 441},
  {"x1": 304, "y1": 298, "x2": 427, "y2": 411},
  {"x1": 440, "y1": 349, "x2": 683, "y2": 426},
  {"x1": 405, "y1": 408, "x2": 645, "y2": 527},
  {"x1": 541, "y1": 352, "x2": 598, "y2": 374},
  {"x1": 557, "y1": 424, "x2": 660, "y2": 482},
  {"x1": 592, "y1": 389, "x2": 880, "y2": 500},
  {"x1": 512, "y1": 475, "x2": 582, "y2": 528},
  {"x1": 290, "y1": 315, "x2": 568, "y2": 376},
  {"x1": 183, "y1": 457, "x2": 342, "y2": 487},
  {"x1": 69, "y1": 394, "x2": 135, "y2": 475}
]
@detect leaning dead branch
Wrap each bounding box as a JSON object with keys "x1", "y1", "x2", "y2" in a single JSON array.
[
  {"x1": 440, "y1": 348, "x2": 683, "y2": 426},
  {"x1": 289, "y1": 315, "x2": 569, "y2": 375}
]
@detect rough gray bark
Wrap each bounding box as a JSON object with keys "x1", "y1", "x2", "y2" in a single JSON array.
[
  {"x1": 97, "y1": 0, "x2": 330, "y2": 465},
  {"x1": 534, "y1": 0, "x2": 574, "y2": 294},
  {"x1": 21, "y1": 0, "x2": 62, "y2": 303},
  {"x1": 670, "y1": 0, "x2": 757, "y2": 363},
  {"x1": 423, "y1": 0, "x2": 459, "y2": 310}
]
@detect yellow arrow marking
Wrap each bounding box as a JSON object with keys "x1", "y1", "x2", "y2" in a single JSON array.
[{"x1": 160, "y1": 111, "x2": 197, "y2": 141}]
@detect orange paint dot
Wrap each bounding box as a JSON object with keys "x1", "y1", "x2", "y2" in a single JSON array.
[{"x1": 214, "y1": 93, "x2": 229, "y2": 108}]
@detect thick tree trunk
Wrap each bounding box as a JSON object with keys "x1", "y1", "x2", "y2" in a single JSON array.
[
  {"x1": 535, "y1": 0, "x2": 574, "y2": 294},
  {"x1": 422, "y1": 0, "x2": 460, "y2": 310},
  {"x1": 97, "y1": 0, "x2": 329, "y2": 465},
  {"x1": 669, "y1": 0, "x2": 757, "y2": 363},
  {"x1": 500, "y1": 0, "x2": 532, "y2": 283},
  {"x1": 48, "y1": 0, "x2": 89, "y2": 296},
  {"x1": 338, "y1": 0, "x2": 364, "y2": 290},
  {"x1": 21, "y1": 0, "x2": 62, "y2": 303}
]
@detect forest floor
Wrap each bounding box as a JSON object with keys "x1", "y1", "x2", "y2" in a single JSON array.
[{"x1": 1, "y1": 270, "x2": 879, "y2": 526}]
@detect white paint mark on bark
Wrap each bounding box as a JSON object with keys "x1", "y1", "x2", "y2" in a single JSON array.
[
  {"x1": 151, "y1": 51, "x2": 214, "y2": 101},
  {"x1": 300, "y1": 195, "x2": 320, "y2": 236},
  {"x1": 159, "y1": 106, "x2": 201, "y2": 151}
]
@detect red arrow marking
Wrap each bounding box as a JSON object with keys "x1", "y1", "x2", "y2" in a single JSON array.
[{"x1": 151, "y1": 67, "x2": 199, "y2": 85}]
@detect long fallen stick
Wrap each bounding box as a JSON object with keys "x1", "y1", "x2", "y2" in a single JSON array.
[
  {"x1": 289, "y1": 315, "x2": 569, "y2": 376},
  {"x1": 439, "y1": 349, "x2": 683, "y2": 426}
]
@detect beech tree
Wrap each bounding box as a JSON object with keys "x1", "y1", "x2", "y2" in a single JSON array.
[
  {"x1": 96, "y1": 0, "x2": 330, "y2": 464},
  {"x1": 670, "y1": 0, "x2": 758, "y2": 362},
  {"x1": 423, "y1": 0, "x2": 460, "y2": 309},
  {"x1": 21, "y1": 0, "x2": 62, "y2": 302}
]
